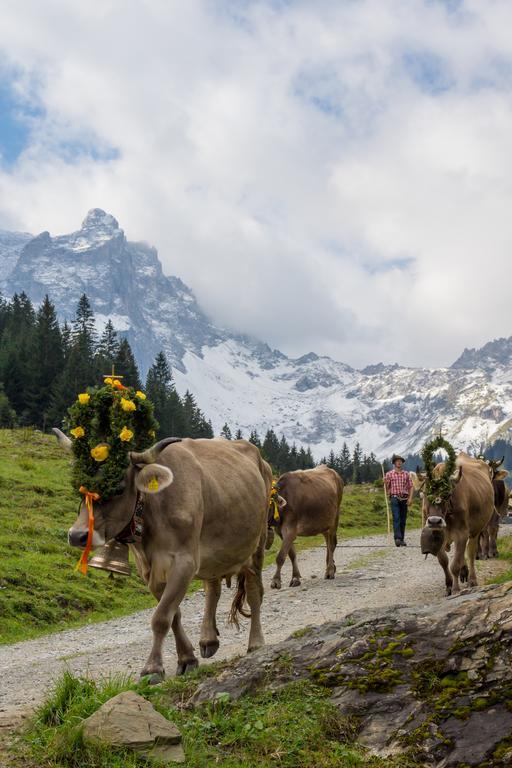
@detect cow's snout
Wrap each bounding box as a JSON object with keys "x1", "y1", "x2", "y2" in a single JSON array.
[
  {"x1": 427, "y1": 516, "x2": 446, "y2": 528},
  {"x1": 68, "y1": 528, "x2": 89, "y2": 548}
]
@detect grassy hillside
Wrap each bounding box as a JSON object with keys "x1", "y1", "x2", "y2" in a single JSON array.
[{"x1": 0, "y1": 429, "x2": 421, "y2": 645}]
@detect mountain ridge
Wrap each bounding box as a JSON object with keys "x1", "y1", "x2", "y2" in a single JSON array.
[{"x1": 2, "y1": 209, "x2": 512, "y2": 459}]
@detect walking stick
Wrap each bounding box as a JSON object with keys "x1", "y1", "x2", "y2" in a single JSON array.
[{"x1": 381, "y1": 463, "x2": 392, "y2": 546}]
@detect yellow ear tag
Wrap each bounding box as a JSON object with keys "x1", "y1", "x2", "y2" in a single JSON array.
[{"x1": 148, "y1": 476, "x2": 159, "y2": 492}]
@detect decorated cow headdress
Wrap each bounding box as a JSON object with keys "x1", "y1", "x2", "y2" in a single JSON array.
[{"x1": 421, "y1": 435, "x2": 457, "y2": 505}]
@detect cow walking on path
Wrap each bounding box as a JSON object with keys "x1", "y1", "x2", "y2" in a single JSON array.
[
  {"x1": 55, "y1": 434, "x2": 272, "y2": 683},
  {"x1": 477, "y1": 457, "x2": 509, "y2": 559},
  {"x1": 420, "y1": 452, "x2": 494, "y2": 595},
  {"x1": 269, "y1": 465, "x2": 343, "y2": 590}
]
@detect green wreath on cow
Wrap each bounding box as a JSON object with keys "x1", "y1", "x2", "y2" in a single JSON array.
[{"x1": 421, "y1": 435, "x2": 457, "y2": 504}]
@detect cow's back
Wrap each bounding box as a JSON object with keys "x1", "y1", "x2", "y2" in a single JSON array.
[
  {"x1": 278, "y1": 465, "x2": 343, "y2": 536},
  {"x1": 453, "y1": 456, "x2": 494, "y2": 536},
  {"x1": 155, "y1": 438, "x2": 272, "y2": 580}
]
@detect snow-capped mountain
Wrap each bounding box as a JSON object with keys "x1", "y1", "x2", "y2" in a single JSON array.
[{"x1": 2, "y1": 209, "x2": 512, "y2": 458}]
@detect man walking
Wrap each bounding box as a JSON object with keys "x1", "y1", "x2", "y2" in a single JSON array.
[{"x1": 385, "y1": 454, "x2": 413, "y2": 547}]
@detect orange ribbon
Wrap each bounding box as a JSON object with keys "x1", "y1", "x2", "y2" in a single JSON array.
[{"x1": 75, "y1": 486, "x2": 100, "y2": 574}]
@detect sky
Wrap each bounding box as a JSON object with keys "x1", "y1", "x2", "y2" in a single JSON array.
[{"x1": 1, "y1": 0, "x2": 512, "y2": 369}]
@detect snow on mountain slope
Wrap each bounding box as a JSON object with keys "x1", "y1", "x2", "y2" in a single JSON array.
[
  {"x1": 0, "y1": 230, "x2": 32, "y2": 282},
  {"x1": 2, "y1": 208, "x2": 512, "y2": 458}
]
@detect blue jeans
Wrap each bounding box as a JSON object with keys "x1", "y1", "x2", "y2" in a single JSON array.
[{"x1": 390, "y1": 496, "x2": 408, "y2": 541}]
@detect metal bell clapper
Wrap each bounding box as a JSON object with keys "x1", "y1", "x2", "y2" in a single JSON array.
[{"x1": 89, "y1": 539, "x2": 131, "y2": 576}]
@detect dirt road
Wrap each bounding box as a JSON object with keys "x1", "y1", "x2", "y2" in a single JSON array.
[{"x1": 0, "y1": 528, "x2": 509, "y2": 719}]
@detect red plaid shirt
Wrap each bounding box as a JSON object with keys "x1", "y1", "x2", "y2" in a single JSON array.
[{"x1": 385, "y1": 469, "x2": 412, "y2": 498}]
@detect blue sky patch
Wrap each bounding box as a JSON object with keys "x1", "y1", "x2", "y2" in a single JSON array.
[
  {"x1": 402, "y1": 50, "x2": 454, "y2": 94},
  {"x1": 0, "y1": 77, "x2": 44, "y2": 166}
]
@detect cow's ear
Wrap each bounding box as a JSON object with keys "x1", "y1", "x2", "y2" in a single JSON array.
[
  {"x1": 277, "y1": 495, "x2": 287, "y2": 510},
  {"x1": 496, "y1": 469, "x2": 509, "y2": 480},
  {"x1": 450, "y1": 466, "x2": 463, "y2": 484},
  {"x1": 135, "y1": 464, "x2": 174, "y2": 494}
]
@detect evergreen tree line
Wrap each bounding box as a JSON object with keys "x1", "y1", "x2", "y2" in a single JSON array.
[
  {"x1": 320, "y1": 441, "x2": 383, "y2": 484},
  {"x1": 0, "y1": 291, "x2": 212, "y2": 438},
  {"x1": 218, "y1": 423, "x2": 315, "y2": 475}
]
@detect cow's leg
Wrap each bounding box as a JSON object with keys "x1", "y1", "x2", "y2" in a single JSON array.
[
  {"x1": 141, "y1": 555, "x2": 195, "y2": 683},
  {"x1": 245, "y1": 566, "x2": 264, "y2": 653},
  {"x1": 288, "y1": 544, "x2": 302, "y2": 587},
  {"x1": 323, "y1": 530, "x2": 337, "y2": 580},
  {"x1": 466, "y1": 534, "x2": 479, "y2": 588},
  {"x1": 478, "y1": 528, "x2": 489, "y2": 560},
  {"x1": 271, "y1": 526, "x2": 296, "y2": 589},
  {"x1": 172, "y1": 608, "x2": 199, "y2": 675},
  {"x1": 449, "y1": 536, "x2": 468, "y2": 594},
  {"x1": 199, "y1": 578, "x2": 222, "y2": 659},
  {"x1": 437, "y1": 547, "x2": 453, "y2": 596}
]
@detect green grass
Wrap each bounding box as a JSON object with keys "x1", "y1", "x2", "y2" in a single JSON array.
[
  {"x1": 488, "y1": 532, "x2": 512, "y2": 584},
  {"x1": 0, "y1": 428, "x2": 422, "y2": 645},
  {"x1": 10, "y1": 670, "x2": 419, "y2": 768}
]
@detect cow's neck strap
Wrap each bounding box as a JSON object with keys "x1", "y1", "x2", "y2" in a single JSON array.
[{"x1": 116, "y1": 492, "x2": 145, "y2": 544}]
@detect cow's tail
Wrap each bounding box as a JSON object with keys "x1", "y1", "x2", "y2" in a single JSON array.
[{"x1": 229, "y1": 572, "x2": 251, "y2": 628}]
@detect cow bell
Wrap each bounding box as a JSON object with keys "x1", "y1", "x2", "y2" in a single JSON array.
[
  {"x1": 88, "y1": 540, "x2": 131, "y2": 576},
  {"x1": 420, "y1": 526, "x2": 445, "y2": 557}
]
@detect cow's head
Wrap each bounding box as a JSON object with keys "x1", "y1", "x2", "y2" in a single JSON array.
[
  {"x1": 53, "y1": 430, "x2": 176, "y2": 550},
  {"x1": 420, "y1": 465, "x2": 462, "y2": 555},
  {"x1": 487, "y1": 456, "x2": 505, "y2": 479}
]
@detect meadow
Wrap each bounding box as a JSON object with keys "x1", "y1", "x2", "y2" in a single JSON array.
[{"x1": 0, "y1": 429, "x2": 422, "y2": 645}]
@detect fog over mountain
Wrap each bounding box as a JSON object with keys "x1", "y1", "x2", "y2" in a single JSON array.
[{"x1": 2, "y1": 209, "x2": 512, "y2": 459}]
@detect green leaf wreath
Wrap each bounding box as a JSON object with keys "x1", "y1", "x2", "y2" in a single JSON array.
[
  {"x1": 66, "y1": 379, "x2": 158, "y2": 500},
  {"x1": 421, "y1": 435, "x2": 457, "y2": 504}
]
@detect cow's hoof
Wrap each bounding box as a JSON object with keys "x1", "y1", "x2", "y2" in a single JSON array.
[
  {"x1": 270, "y1": 579, "x2": 281, "y2": 590},
  {"x1": 460, "y1": 565, "x2": 469, "y2": 582},
  {"x1": 289, "y1": 577, "x2": 301, "y2": 587},
  {"x1": 445, "y1": 587, "x2": 452, "y2": 596},
  {"x1": 324, "y1": 573, "x2": 335, "y2": 580},
  {"x1": 176, "y1": 658, "x2": 199, "y2": 676},
  {"x1": 141, "y1": 670, "x2": 165, "y2": 685},
  {"x1": 200, "y1": 640, "x2": 220, "y2": 659},
  {"x1": 247, "y1": 641, "x2": 264, "y2": 653}
]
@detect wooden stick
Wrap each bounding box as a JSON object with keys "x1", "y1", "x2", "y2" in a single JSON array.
[{"x1": 381, "y1": 463, "x2": 391, "y2": 545}]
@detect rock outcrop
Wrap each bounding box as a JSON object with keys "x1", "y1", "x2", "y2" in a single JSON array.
[
  {"x1": 82, "y1": 690, "x2": 184, "y2": 763},
  {"x1": 194, "y1": 582, "x2": 512, "y2": 767}
]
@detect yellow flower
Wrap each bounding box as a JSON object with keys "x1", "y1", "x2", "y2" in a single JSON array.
[
  {"x1": 91, "y1": 444, "x2": 109, "y2": 462},
  {"x1": 120, "y1": 397, "x2": 136, "y2": 412},
  {"x1": 104, "y1": 377, "x2": 114, "y2": 386},
  {"x1": 78, "y1": 393, "x2": 90, "y2": 405},
  {"x1": 148, "y1": 429, "x2": 156, "y2": 438},
  {"x1": 113, "y1": 379, "x2": 125, "y2": 390},
  {"x1": 135, "y1": 390, "x2": 146, "y2": 400},
  {"x1": 119, "y1": 426, "x2": 134, "y2": 442},
  {"x1": 70, "y1": 426, "x2": 85, "y2": 439}
]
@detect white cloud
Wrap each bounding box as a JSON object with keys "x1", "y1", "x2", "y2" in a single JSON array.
[{"x1": 1, "y1": 0, "x2": 512, "y2": 367}]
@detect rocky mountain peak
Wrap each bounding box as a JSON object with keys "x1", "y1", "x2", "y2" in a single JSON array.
[
  {"x1": 451, "y1": 336, "x2": 512, "y2": 371},
  {"x1": 80, "y1": 208, "x2": 120, "y2": 233}
]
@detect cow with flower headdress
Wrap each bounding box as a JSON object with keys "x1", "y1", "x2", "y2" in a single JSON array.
[
  {"x1": 53, "y1": 378, "x2": 272, "y2": 683},
  {"x1": 419, "y1": 437, "x2": 494, "y2": 595}
]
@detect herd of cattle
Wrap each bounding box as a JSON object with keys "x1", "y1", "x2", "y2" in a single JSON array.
[{"x1": 53, "y1": 433, "x2": 510, "y2": 682}]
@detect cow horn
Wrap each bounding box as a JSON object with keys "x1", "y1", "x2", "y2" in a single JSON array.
[
  {"x1": 130, "y1": 437, "x2": 182, "y2": 465},
  {"x1": 52, "y1": 427, "x2": 72, "y2": 453}
]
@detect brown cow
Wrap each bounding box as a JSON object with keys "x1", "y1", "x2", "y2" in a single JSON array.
[
  {"x1": 420, "y1": 453, "x2": 494, "y2": 595},
  {"x1": 269, "y1": 465, "x2": 343, "y2": 590},
  {"x1": 478, "y1": 458, "x2": 509, "y2": 559},
  {"x1": 54, "y1": 433, "x2": 272, "y2": 682}
]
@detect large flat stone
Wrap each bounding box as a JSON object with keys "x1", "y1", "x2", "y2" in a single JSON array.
[{"x1": 82, "y1": 690, "x2": 184, "y2": 763}]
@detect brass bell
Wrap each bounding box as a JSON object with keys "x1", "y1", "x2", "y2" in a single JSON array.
[{"x1": 89, "y1": 539, "x2": 131, "y2": 576}]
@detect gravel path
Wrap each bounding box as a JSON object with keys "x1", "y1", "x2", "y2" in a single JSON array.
[{"x1": 1, "y1": 528, "x2": 510, "y2": 721}]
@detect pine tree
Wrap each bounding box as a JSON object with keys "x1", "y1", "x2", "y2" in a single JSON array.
[
  {"x1": 114, "y1": 338, "x2": 141, "y2": 389},
  {"x1": 249, "y1": 430, "x2": 262, "y2": 448},
  {"x1": 352, "y1": 442, "x2": 363, "y2": 484},
  {"x1": 26, "y1": 296, "x2": 64, "y2": 429},
  {"x1": 235, "y1": 428, "x2": 243, "y2": 440},
  {"x1": 220, "y1": 423, "x2": 232, "y2": 440},
  {"x1": 263, "y1": 429, "x2": 280, "y2": 468},
  {"x1": 96, "y1": 320, "x2": 119, "y2": 372},
  {"x1": 145, "y1": 352, "x2": 178, "y2": 438},
  {"x1": 0, "y1": 386, "x2": 16, "y2": 427}
]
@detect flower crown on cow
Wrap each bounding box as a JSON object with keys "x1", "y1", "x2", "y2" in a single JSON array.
[
  {"x1": 66, "y1": 376, "x2": 158, "y2": 500},
  {"x1": 421, "y1": 435, "x2": 457, "y2": 504}
]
